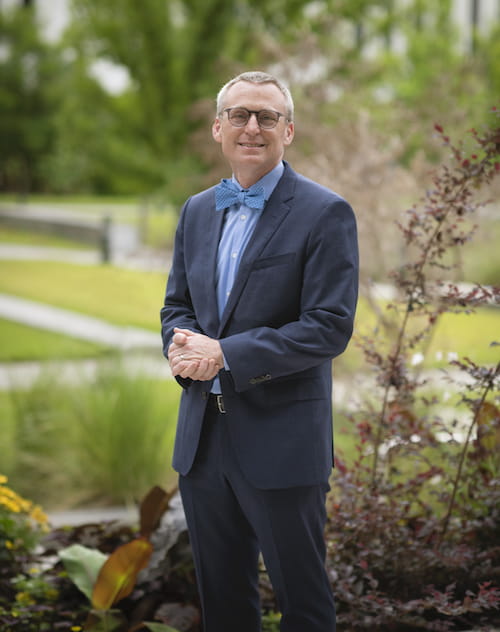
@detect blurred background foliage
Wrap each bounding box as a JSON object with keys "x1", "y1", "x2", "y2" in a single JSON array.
[
  {"x1": 2, "y1": 0, "x2": 499, "y2": 287},
  {"x1": 1, "y1": 0, "x2": 498, "y2": 201},
  {"x1": 0, "y1": 0, "x2": 498, "y2": 511}
]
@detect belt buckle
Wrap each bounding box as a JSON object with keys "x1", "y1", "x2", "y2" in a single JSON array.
[{"x1": 215, "y1": 394, "x2": 226, "y2": 414}]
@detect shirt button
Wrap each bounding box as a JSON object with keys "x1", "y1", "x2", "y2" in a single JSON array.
[
  {"x1": 240, "y1": 214, "x2": 246, "y2": 220},
  {"x1": 231, "y1": 252, "x2": 237, "y2": 258}
]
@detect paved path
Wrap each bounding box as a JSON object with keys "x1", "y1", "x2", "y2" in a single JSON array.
[
  {"x1": 0, "y1": 242, "x2": 171, "y2": 272},
  {"x1": 0, "y1": 293, "x2": 160, "y2": 348},
  {"x1": 0, "y1": 292, "x2": 174, "y2": 389},
  {"x1": 48, "y1": 490, "x2": 186, "y2": 531},
  {"x1": 0, "y1": 237, "x2": 173, "y2": 388},
  {"x1": 0, "y1": 354, "x2": 172, "y2": 390}
]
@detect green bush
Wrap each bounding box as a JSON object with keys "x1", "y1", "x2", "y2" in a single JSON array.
[{"x1": 1, "y1": 362, "x2": 179, "y2": 508}]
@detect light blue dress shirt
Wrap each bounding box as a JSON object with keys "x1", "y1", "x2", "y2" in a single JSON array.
[{"x1": 212, "y1": 161, "x2": 284, "y2": 393}]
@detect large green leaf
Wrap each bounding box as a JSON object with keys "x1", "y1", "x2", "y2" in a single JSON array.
[{"x1": 59, "y1": 543, "x2": 107, "y2": 601}]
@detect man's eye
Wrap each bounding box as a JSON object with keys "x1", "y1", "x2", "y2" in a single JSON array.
[{"x1": 231, "y1": 110, "x2": 248, "y2": 122}]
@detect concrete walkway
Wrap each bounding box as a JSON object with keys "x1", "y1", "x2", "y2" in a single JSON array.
[
  {"x1": 0, "y1": 292, "x2": 174, "y2": 389},
  {"x1": 0, "y1": 234, "x2": 174, "y2": 388},
  {"x1": 0, "y1": 233, "x2": 182, "y2": 527},
  {"x1": 0, "y1": 242, "x2": 171, "y2": 272},
  {"x1": 0, "y1": 354, "x2": 172, "y2": 390},
  {"x1": 0, "y1": 293, "x2": 159, "y2": 349},
  {"x1": 48, "y1": 492, "x2": 185, "y2": 528}
]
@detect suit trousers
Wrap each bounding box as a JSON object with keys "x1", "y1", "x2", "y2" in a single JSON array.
[{"x1": 179, "y1": 405, "x2": 336, "y2": 632}]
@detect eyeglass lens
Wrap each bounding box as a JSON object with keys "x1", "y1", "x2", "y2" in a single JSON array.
[{"x1": 227, "y1": 108, "x2": 281, "y2": 129}]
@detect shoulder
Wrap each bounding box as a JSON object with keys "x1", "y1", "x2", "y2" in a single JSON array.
[
  {"x1": 183, "y1": 185, "x2": 217, "y2": 209},
  {"x1": 280, "y1": 162, "x2": 355, "y2": 226},
  {"x1": 281, "y1": 161, "x2": 349, "y2": 207}
]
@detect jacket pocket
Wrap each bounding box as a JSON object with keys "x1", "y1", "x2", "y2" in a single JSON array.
[{"x1": 251, "y1": 252, "x2": 296, "y2": 270}]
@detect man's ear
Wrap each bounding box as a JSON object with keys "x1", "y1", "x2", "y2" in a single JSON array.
[
  {"x1": 284, "y1": 121, "x2": 295, "y2": 146},
  {"x1": 212, "y1": 117, "x2": 222, "y2": 143}
]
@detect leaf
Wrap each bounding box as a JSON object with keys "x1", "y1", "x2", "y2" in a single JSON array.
[
  {"x1": 91, "y1": 536, "x2": 153, "y2": 610},
  {"x1": 139, "y1": 484, "x2": 176, "y2": 539},
  {"x1": 59, "y1": 544, "x2": 107, "y2": 601}
]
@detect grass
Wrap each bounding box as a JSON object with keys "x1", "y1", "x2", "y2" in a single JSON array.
[
  {"x1": 0, "y1": 227, "x2": 93, "y2": 249},
  {"x1": 0, "y1": 318, "x2": 109, "y2": 361},
  {"x1": 0, "y1": 259, "x2": 498, "y2": 366},
  {"x1": 460, "y1": 216, "x2": 500, "y2": 286},
  {"x1": 0, "y1": 367, "x2": 180, "y2": 509},
  {"x1": 337, "y1": 297, "x2": 500, "y2": 374},
  {"x1": 427, "y1": 308, "x2": 500, "y2": 363},
  {"x1": 0, "y1": 260, "x2": 167, "y2": 331}
]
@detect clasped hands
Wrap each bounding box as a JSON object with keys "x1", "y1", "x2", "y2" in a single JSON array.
[{"x1": 168, "y1": 327, "x2": 223, "y2": 381}]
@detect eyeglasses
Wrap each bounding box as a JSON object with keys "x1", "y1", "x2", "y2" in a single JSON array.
[{"x1": 222, "y1": 107, "x2": 287, "y2": 130}]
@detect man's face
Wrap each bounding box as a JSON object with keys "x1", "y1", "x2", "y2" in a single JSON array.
[{"x1": 212, "y1": 81, "x2": 294, "y2": 186}]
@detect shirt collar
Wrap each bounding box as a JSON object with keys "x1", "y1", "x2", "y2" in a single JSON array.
[{"x1": 232, "y1": 161, "x2": 284, "y2": 202}]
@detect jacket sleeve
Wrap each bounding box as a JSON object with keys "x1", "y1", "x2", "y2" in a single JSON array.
[
  {"x1": 220, "y1": 198, "x2": 358, "y2": 393},
  {"x1": 160, "y1": 201, "x2": 201, "y2": 388}
]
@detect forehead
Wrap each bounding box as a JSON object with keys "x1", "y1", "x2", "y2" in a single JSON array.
[{"x1": 223, "y1": 81, "x2": 286, "y2": 110}]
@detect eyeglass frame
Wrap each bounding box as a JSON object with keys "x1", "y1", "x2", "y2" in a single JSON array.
[{"x1": 221, "y1": 107, "x2": 288, "y2": 129}]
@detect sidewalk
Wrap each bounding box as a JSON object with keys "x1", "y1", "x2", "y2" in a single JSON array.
[
  {"x1": 0, "y1": 242, "x2": 171, "y2": 272},
  {"x1": 0, "y1": 240, "x2": 172, "y2": 386},
  {"x1": 0, "y1": 291, "x2": 174, "y2": 389},
  {"x1": 0, "y1": 293, "x2": 159, "y2": 349}
]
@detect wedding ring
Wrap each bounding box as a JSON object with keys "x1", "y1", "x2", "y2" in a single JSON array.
[{"x1": 180, "y1": 354, "x2": 185, "y2": 360}]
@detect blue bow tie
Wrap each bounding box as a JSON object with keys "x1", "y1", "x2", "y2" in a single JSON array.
[{"x1": 215, "y1": 179, "x2": 266, "y2": 211}]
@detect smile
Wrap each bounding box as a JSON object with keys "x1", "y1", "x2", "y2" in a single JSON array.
[{"x1": 238, "y1": 142, "x2": 265, "y2": 148}]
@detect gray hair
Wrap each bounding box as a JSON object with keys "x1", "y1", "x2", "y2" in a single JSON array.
[{"x1": 216, "y1": 71, "x2": 294, "y2": 121}]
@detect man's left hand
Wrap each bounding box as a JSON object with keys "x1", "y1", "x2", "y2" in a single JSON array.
[{"x1": 168, "y1": 328, "x2": 223, "y2": 381}]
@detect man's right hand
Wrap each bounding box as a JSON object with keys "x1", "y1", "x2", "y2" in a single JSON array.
[{"x1": 168, "y1": 328, "x2": 223, "y2": 381}]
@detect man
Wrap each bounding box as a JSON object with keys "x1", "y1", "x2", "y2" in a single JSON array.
[{"x1": 160, "y1": 70, "x2": 358, "y2": 632}]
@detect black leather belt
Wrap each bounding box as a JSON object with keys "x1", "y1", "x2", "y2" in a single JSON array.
[{"x1": 207, "y1": 393, "x2": 226, "y2": 414}]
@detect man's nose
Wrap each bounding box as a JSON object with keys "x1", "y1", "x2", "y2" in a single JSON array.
[{"x1": 245, "y1": 112, "x2": 261, "y2": 132}]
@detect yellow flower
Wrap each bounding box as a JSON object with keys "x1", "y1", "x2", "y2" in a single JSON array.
[
  {"x1": 30, "y1": 504, "x2": 49, "y2": 526},
  {"x1": 0, "y1": 474, "x2": 7, "y2": 484},
  {"x1": 15, "y1": 591, "x2": 35, "y2": 606},
  {"x1": 5, "y1": 540, "x2": 14, "y2": 549},
  {"x1": 71, "y1": 627, "x2": 83, "y2": 632}
]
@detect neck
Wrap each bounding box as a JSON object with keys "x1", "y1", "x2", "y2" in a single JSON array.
[{"x1": 232, "y1": 161, "x2": 282, "y2": 189}]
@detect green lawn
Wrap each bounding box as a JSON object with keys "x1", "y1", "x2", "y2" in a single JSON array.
[
  {"x1": 0, "y1": 227, "x2": 93, "y2": 249},
  {"x1": 0, "y1": 259, "x2": 498, "y2": 368},
  {"x1": 0, "y1": 260, "x2": 167, "y2": 331},
  {"x1": 0, "y1": 318, "x2": 109, "y2": 361},
  {"x1": 338, "y1": 297, "x2": 499, "y2": 373}
]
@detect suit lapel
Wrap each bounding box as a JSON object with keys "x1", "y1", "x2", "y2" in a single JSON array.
[
  {"x1": 217, "y1": 165, "x2": 297, "y2": 335},
  {"x1": 202, "y1": 192, "x2": 226, "y2": 333}
]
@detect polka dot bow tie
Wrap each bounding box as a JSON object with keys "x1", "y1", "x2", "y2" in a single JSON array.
[{"x1": 215, "y1": 179, "x2": 266, "y2": 211}]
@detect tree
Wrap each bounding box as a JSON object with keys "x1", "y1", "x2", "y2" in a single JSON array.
[
  {"x1": 44, "y1": 0, "x2": 313, "y2": 198},
  {"x1": 0, "y1": 3, "x2": 59, "y2": 193}
]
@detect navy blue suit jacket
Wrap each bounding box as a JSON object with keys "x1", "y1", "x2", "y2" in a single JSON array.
[{"x1": 160, "y1": 161, "x2": 358, "y2": 489}]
